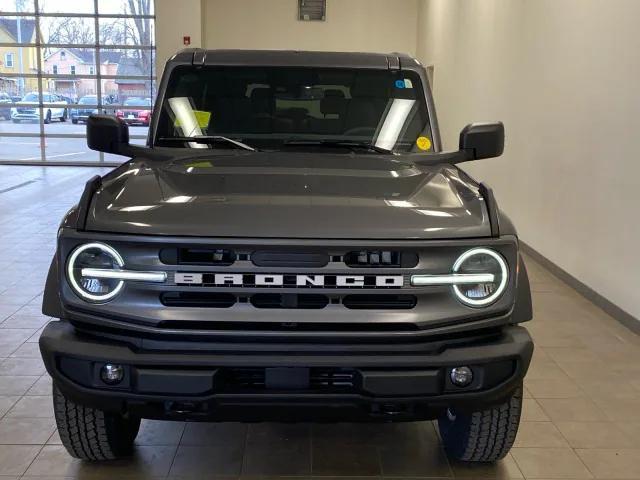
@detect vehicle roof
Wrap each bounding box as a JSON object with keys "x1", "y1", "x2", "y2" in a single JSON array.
[{"x1": 168, "y1": 49, "x2": 422, "y2": 70}]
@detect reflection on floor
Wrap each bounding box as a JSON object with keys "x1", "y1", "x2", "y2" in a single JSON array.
[{"x1": 0, "y1": 165, "x2": 639, "y2": 479}]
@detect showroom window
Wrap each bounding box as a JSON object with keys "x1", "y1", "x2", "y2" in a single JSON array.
[{"x1": 0, "y1": 0, "x2": 155, "y2": 164}]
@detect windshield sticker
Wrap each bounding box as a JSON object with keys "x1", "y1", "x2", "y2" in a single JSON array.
[
  {"x1": 416, "y1": 136, "x2": 432, "y2": 151},
  {"x1": 394, "y1": 79, "x2": 406, "y2": 89},
  {"x1": 404, "y1": 78, "x2": 413, "y2": 88}
]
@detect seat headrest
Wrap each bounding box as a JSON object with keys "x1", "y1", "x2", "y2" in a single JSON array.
[
  {"x1": 320, "y1": 89, "x2": 346, "y2": 116},
  {"x1": 250, "y1": 87, "x2": 273, "y2": 112}
]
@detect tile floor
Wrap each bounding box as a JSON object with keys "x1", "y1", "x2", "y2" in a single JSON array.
[{"x1": 0, "y1": 165, "x2": 639, "y2": 479}]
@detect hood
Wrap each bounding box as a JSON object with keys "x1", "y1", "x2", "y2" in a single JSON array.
[{"x1": 87, "y1": 151, "x2": 490, "y2": 239}]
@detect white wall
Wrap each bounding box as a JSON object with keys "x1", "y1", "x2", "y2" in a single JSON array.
[
  {"x1": 417, "y1": 0, "x2": 640, "y2": 320},
  {"x1": 155, "y1": 0, "x2": 203, "y2": 76},
  {"x1": 202, "y1": 0, "x2": 419, "y2": 55}
]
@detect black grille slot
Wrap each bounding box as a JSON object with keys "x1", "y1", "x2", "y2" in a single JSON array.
[
  {"x1": 160, "y1": 247, "x2": 236, "y2": 265},
  {"x1": 218, "y1": 368, "x2": 356, "y2": 392},
  {"x1": 220, "y1": 368, "x2": 266, "y2": 389},
  {"x1": 344, "y1": 250, "x2": 418, "y2": 268},
  {"x1": 160, "y1": 292, "x2": 236, "y2": 308},
  {"x1": 251, "y1": 250, "x2": 329, "y2": 267},
  {"x1": 251, "y1": 294, "x2": 329, "y2": 309},
  {"x1": 343, "y1": 294, "x2": 417, "y2": 310},
  {"x1": 310, "y1": 369, "x2": 356, "y2": 389}
]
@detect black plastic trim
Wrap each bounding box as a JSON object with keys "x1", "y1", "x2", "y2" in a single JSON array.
[
  {"x1": 42, "y1": 253, "x2": 63, "y2": 318},
  {"x1": 479, "y1": 182, "x2": 500, "y2": 237},
  {"x1": 75, "y1": 175, "x2": 102, "y2": 231},
  {"x1": 511, "y1": 254, "x2": 533, "y2": 324}
]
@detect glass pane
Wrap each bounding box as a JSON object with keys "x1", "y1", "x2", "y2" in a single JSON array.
[
  {"x1": 100, "y1": 47, "x2": 155, "y2": 100},
  {"x1": 42, "y1": 47, "x2": 97, "y2": 76},
  {"x1": 41, "y1": 77, "x2": 97, "y2": 129},
  {"x1": 0, "y1": 76, "x2": 40, "y2": 131},
  {"x1": 0, "y1": 0, "x2": 35, "y2": 13},
  {"x1": 44, "y1": 141, "x2": 100, "y2": 162},
  {"x1": 98, "y1": 0, "x2": 154, "y2": 16},
  {"x1": 0, "y1": 135, "x2": 42, "y2": 161},
  {"x1": 98, "y1": 17, "x2": 154, "y2": 46},
  {"x1": 42, "y1": 77, "x2": 97, "y2": 101},
  {"x1": 40, "y1": 16, "x2": 95, "y2": 44},
  {"x1": 0, "y1": 15, "x2": 37, "y2": 43},
  {"x1": 38, "y1": 0, "x2": 94, "y2": 14}
]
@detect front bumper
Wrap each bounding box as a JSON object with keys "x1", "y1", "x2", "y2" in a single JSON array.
[
  {"x1": 40, "y1": 321, "x2": 533, "y2": 422},
  {"x1": 120, "y1": 117, "x2": 149, "y2": 125},
  {"x1": 11, "y1": 113, "x2": 39, "y2": 121}
]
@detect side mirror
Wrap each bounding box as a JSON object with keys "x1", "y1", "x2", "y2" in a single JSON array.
[
  {"x1": 459, "y1": 122, "x2": 505, "y2": 160},
  {"x1": 87, "y1": 114, "x2": 130, "y2": 154}
]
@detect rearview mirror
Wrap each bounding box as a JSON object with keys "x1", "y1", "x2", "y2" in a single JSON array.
[
  {"x1": 459, "y1": 122, "x2": 505, "y2": 160},
  {"x1": 87, "y1": 115, "x2": 130, "y2": 155}
]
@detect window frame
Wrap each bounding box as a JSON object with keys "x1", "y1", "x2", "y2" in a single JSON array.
[
  {"x1": 5, "y1": 53, "x2": 14, "y2": 68},
  {"x1": 0, "y1": 0, "x2": 156, "y2": 165}
]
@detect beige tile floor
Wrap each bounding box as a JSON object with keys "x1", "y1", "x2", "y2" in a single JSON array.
[{"x1": 0, "y1": 165, "x2": 639, "y2": 479}]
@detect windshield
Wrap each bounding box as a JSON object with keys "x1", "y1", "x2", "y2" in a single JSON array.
[
  {"x1": 124, "y1": 98, "x2": 151, "y2": 106},
  {"x1": 155, "y1": 66, "x2": 432, "y2": 153},
  {"x1": 22, "y1": 93, "x2": 39, "y2": 102},
  {"x1": 79, "y1": 96, "x2": 97, "y2": 105}
]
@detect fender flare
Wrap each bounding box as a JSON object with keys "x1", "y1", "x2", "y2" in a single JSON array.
[
  {"x1": 511, "y1": 253, "x2": 533, "y2": 323},
  {"x1": 42, "y1": 252, "x2": 64, "y2": 318}
]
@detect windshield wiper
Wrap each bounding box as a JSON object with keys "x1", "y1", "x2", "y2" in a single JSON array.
[
  {"x1": 158, "y1": 136, "x2": 256, "y2": 151},
  {"x1": 282, "y1": 139, "x2": 392, "y2": 154}
]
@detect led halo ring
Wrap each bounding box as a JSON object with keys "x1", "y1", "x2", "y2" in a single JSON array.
[
  {"x1": 66, "y1": 242, "x2": 125, "y2": 302},
  {"x1": 452, "y1": 247, "x2": 508, "y2": 307}
]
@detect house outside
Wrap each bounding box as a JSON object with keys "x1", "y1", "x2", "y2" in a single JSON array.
[
  {"x1": 115, "y1": 55, "x2": 155, "y2": 102},
  {"x1": 0, "y1": 18, "x2": 39, "y2": 96},
  {"x1": 43, "y1": 48, "x2": 121, "y2": 101}
]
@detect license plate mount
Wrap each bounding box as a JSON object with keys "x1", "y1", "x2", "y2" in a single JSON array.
[{"x1": 265, "y1": 367, "x2": 310, "y2": 390}]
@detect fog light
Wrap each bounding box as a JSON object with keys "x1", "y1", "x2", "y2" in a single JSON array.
[
  {"x1": 450, "y1": 366, "x2": 473, "y2": 387},
  {"x1": 100, "y1": 364, "x2": 124, "y2": 385}
]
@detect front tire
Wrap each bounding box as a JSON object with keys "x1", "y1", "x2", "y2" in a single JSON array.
[
  {"x1": 438, "y1": 385, "x2": 523, "y2": 463},
  {"x1": 53, "y1": 385, "x2": 140, "y2": 461}
]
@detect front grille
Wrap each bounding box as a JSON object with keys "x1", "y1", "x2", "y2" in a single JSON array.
[
  {"x1": 343, "y1": 294, "x2": 417, "y2": 310},
  {"x1": 159, "y1": 292, "x2": 416, "y2": 310},
  {"x1": 160, "y1": 247, "x2": 236, "y2": 266},
  {"x1": 160, "y1": 291, "x2": 236, "y2": 308},
  {"x1": 156, "y1": 320, "x2": 419, "y2": 332}
]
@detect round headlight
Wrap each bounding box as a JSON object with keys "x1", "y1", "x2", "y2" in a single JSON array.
[
  {"x1": 452, "y1": 248, "x2": 508, "y2": 307},
  {"x1": 66, "y1": 243, "x2": 124, "y2": 302}
]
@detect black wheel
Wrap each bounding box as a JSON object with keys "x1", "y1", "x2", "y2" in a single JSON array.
[
  {"x1": 438, "y1": 385, "x2": 522, "y2": 463},
  {"x1": 12, "y1": 119, "x2": 19, "y2": 123},
  {"x1": 60, "y1": 114, "x2": 66, "y2": 122},
  {"x1": 44, "y1": 110, "x2": 51, "y2": 124},
  {"x1": 53, "y1": 384, "x2": 140, "y2": 461},
  {"x1": 72, "y1": 119, "x2": 78, "y2": 124}
]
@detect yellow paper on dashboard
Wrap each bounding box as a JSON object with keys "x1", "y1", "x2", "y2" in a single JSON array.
[{"x1": 174, "y1": 110, "x2": 212, "y2": 129}]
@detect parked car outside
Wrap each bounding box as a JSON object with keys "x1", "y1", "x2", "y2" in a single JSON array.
[
  {"x1": 116, "y1": 97, "x2": 152, "y2": 126},
  {"x1": 0, "y1": 92, "x2": 12, "y2": 120},
  {"x1": 71, "y1": 95, "x2": 116, "y2": 124},
  {"x1": 11, "y1": 92, "x2": 68, "y2": 123}
]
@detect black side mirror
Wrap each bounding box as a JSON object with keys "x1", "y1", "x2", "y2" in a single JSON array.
[
  {"x1": 87, "y1": 115, "x2": 130, "y2": 154},
  {"x1": 459, "y1": 122, "x2": 505, "y2": 160}
]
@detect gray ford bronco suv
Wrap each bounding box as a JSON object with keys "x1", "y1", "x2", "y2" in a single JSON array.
[{"x1": 40, "y1": 49, "x2": 533, "y2": 463}]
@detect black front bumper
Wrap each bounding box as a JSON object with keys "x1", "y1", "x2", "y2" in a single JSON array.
[{"x1": 40, "y1": 321, "x2": 533, "y2": 422}]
